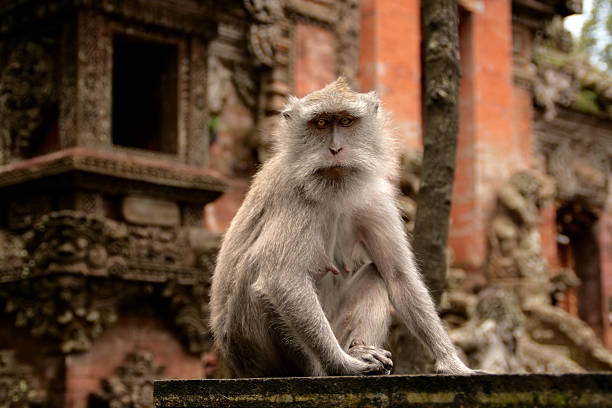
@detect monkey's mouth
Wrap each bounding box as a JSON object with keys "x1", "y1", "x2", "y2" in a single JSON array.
[{"x1": 316, "y1": 165, "x2": 354, "y2": 179}]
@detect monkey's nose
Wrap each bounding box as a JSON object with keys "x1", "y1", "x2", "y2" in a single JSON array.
[{"x1": 330, "y1": 146, "x2": 342, "y2": 155}]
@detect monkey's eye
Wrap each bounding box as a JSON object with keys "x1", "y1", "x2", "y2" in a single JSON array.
[
  {"x1": 339, "y1": 117, "x2": 354, "y2": 127},
  {"x1": 315, "y1": 118, "x2": 330, "y2": 129}
]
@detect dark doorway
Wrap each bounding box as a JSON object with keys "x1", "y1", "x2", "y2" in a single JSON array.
[
  {"x1": 112, "y1": 35, "x2": 178, "y2": 153},
  {"x1": 557, "y1": 201, "x2": 605, "y2": 340}
]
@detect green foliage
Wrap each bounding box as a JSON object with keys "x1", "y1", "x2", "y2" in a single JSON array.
[
  {"x1": 578, "y1": 0, "x2": 612, "y2": 71},
  {"x1": 574, "y1": 88, "x2": 601, "y2": 113}
]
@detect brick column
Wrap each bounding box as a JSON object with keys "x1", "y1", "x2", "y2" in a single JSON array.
[
  {"x1": 449, "y1": 0, "x2": 517, "y2": 270},
  {"x1": 359, "y1": 0, "x2": 422, "y2": 148}
]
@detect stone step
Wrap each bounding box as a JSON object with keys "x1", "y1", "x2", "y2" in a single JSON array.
[{"x1": 154, "y1": 373, "x2": 612, "y2": 407}]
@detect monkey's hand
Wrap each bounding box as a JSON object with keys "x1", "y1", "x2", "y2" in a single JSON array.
[{"x1": 346, "y1": 340, "x2": 393, "y2": 375}]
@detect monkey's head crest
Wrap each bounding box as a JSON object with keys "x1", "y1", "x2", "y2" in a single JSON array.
[{"x1": 281, "y1": 76, "x2": 380, "y2": 122}]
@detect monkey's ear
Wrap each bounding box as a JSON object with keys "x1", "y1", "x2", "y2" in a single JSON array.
[
  {"x1": 281, "y1": 96, "x2": 299, "y2": 120},
  {"x1": 365, "y1": 91, "x2": 380, "y2": 113}
]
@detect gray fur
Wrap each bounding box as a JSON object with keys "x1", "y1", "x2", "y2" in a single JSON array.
[{"x1": 209, "y1": 77, "x2": 472, "y2": 377}]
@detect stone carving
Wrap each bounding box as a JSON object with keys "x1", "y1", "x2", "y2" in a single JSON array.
[
  {"x1": 486, "y1": 170, "x2": 554, "y2": 302},
  {"x1": 232, "y1": 64, "x2": 259, "y2": 111},
  {"x1": 0, "y1": 211, "x2": 206, "y2": 282},
  {"x1": 0, "y1": 211, "x2": 221, "y2": 355},
  {"x1": 244, "y1": 0, "x2": 284, "y2": 23},
  {"x1": 24, "y1": 212, "x2": 128, "y2": 278},
  {"x1": 0, "y1": 276, "x2": 122, "y2": 353},
  {"x1": 0, "y1": 38, "x2": 57, "y2": 163},
  {"x1": 533, "y1": 67, "x2": 577, "y2": 121},
  {"x1": 440, "y1": 267, "x2": 612, "y2": 373},
  {"x1": 161, "y1": 281, "x2": 213, "y2": 354},
  {"x1": 7, "y1": 196, "x2": 52, "y2": 230},
  {"x1": 89, "y1": 351, "x2": 164, "y2": 408},
  {"x1": 546, "y1": 140, "x2": 608, "y2": 213},
  {"x1": 244, "y1": 0, "x2": 284, "y2": 67},
  {"x1": 523, "y1": 303, "x2": 612, "y2": 371},
  {"x1": 207, "y1": 56, "x2": 233, "y2": 115},
  {"x1": 127, "y1": 225, "x2": 191, "y2": 269},
  {"x1": 0, "y1": 230, "x2": 26, "y2": 282},
  {"x1": 0, "y1": 350, "x2": 46, "y2": 408},
  {"x1": 533, "y1": 18, "x2": 612, "y2": 120},
  {"x1": 248, "y1": 24, "x2": 282, "y2": 67},
  {"x1": 335, "y1": 0, "x2": 360, "y2": 87},
  {"x1": 449, "y1": 288, "x2": 524, "y2": 373}
]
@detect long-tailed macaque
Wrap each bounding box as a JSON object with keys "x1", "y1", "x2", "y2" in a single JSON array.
[{"x1": 210, "y1": 77, "x2": 472, "y2": 377}]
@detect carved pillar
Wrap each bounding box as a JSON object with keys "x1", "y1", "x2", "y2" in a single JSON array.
[{"x1": 76, "y1": 11, "x2": 112, "y2": 148}]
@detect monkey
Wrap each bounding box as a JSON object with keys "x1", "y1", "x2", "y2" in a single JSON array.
[{"x1": 209, "y1": 77, "x2": 472, "y2": 377}]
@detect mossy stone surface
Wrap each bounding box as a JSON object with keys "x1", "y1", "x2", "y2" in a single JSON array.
[{"x1": 154, "y1": 373, "x2": 612, "y2": 407}]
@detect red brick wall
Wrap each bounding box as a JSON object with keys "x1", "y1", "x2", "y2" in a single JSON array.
[
  {"x1": 359, "y1": 0, "x2": 422, "y2": 148},
  {"x1": 449, "y1": 9, "x2": 479, "y2": 269},
  {"x1": 449, "y1": 0, "x2": 518, "y2": 269},
  {"x1": 65, "y1": 316, "x2": 202, "y2": 408},
  {"x1": 294, "y1": 24, "x2": 336, "y2": 97}
]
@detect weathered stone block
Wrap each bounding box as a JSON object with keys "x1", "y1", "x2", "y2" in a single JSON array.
[
  {"x1": 154, "y1": 373, "x2": 612, "y2": 407},
  {"x1": 123, "y1": 195, "x2": 180, "y2": 226}
]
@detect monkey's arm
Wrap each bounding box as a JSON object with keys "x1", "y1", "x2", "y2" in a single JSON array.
[
  {"x1": 358, "y1": 196, "x2": 472, "y2": 374},
  {"x1": 252, "y1": 270, "x2": 390, "y2": 376}
]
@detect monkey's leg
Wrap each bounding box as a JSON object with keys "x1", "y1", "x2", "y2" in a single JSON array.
[
  {"x1": 330, "y1": 262, "x2": 390, "y2": 348},
  {"x1": 358, "y1": 199, "x2": 472, "y2": 374},
  {"x1": 328, "y1": 262, "x2": 393, "y2": 373}
]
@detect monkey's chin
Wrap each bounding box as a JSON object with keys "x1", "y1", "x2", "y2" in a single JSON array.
[{"x1": 316, "y1": 165, "x2": 354, "y2": 179}]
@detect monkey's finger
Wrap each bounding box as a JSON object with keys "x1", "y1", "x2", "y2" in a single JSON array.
[
  {"x1": 363, "y1": 362, "x2": 388, "y2": 375},
  {"x1": 326, "y1": 265, "x2": 341, "y2": 275},
  {"x1": 360, "y1": 353, "x2": 376, "y2": 364},
  {"x1": 372, "y1": 353, "x2": 393, "y2": 371}
]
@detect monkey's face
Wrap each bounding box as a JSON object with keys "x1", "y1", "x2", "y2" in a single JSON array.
[{"x1": 279, "y1": 79, "x2": 385, "y2": 184}]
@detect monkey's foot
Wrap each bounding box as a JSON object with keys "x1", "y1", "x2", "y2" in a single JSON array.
[
  {"x1": 348, "y1": 340, "x2": 393, "y2": 375},
  {"x1": 435, "y1": 357, "x2": 474, "y2": 375}
]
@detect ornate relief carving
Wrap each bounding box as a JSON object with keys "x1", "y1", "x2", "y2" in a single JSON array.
[
  {"x1": 0, "y1": 277, "x2": 122, "y2": 353},
  {"x1": 244, "y1": 0, "x2": 284, "y2": 23},
  {"x1": 0, "y1": 350, "x2": 46, "y2": 408},
  {"x1": 207, "y1": 56, "x2": 233, "y2": 115},
  {"x1": 536, "y1": 111, "x2": 610, "y2": 215},
  {"x1": 232, "y1": 64, "x2": 259, "y2": 111},
  {"x1": 89, "y1": 351, "x2": 164, "y2": 408},
  {"x1": 25, "y1": 212, "x2": 129, "y2": 278},
  {"x1": 485, "y1": 170, "x2": 555, "y2": 306},
  {"x1": 0, "y1": 211, "x2": 217, "y2": 283},
  {"x1": 0, "y1": 231, "x2": 25, "y2": 282},
  {"x1": 245, "y1": 0, "x2": 284, "y2": 68},
  {"x1": 0, "y1": 211, "x2": 220, "y2": 354},
  {"x1": 0, "y1": 38, "x2": 58, "y2": 163},
  {"x1": 7, "y1": 196, "x2": 52, "y2": 231},
  {"x1": 547, "y1": 140, "x2": 608, "y2": 212},
  {"x1": 162, "y1": 281, "x2": 212, "y2": 354},
  {"x1": 335, "y1": 0, "x2": 360, "y2": 87},
  {"x1": 127, "y1": 225, "x2": 191, "y2": 269}
]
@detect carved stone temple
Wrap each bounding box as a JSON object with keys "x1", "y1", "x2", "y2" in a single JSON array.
[
  {"x1": 0, "y1": 0, "x2": 362, "y2": 407},
  {"x1": 2, "y1": 0, "x2": 612, "y2": 407}
]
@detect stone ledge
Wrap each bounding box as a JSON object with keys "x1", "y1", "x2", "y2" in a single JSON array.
[{"x1": 154, "y1": 373, "x2": 612, "y2": 407}]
